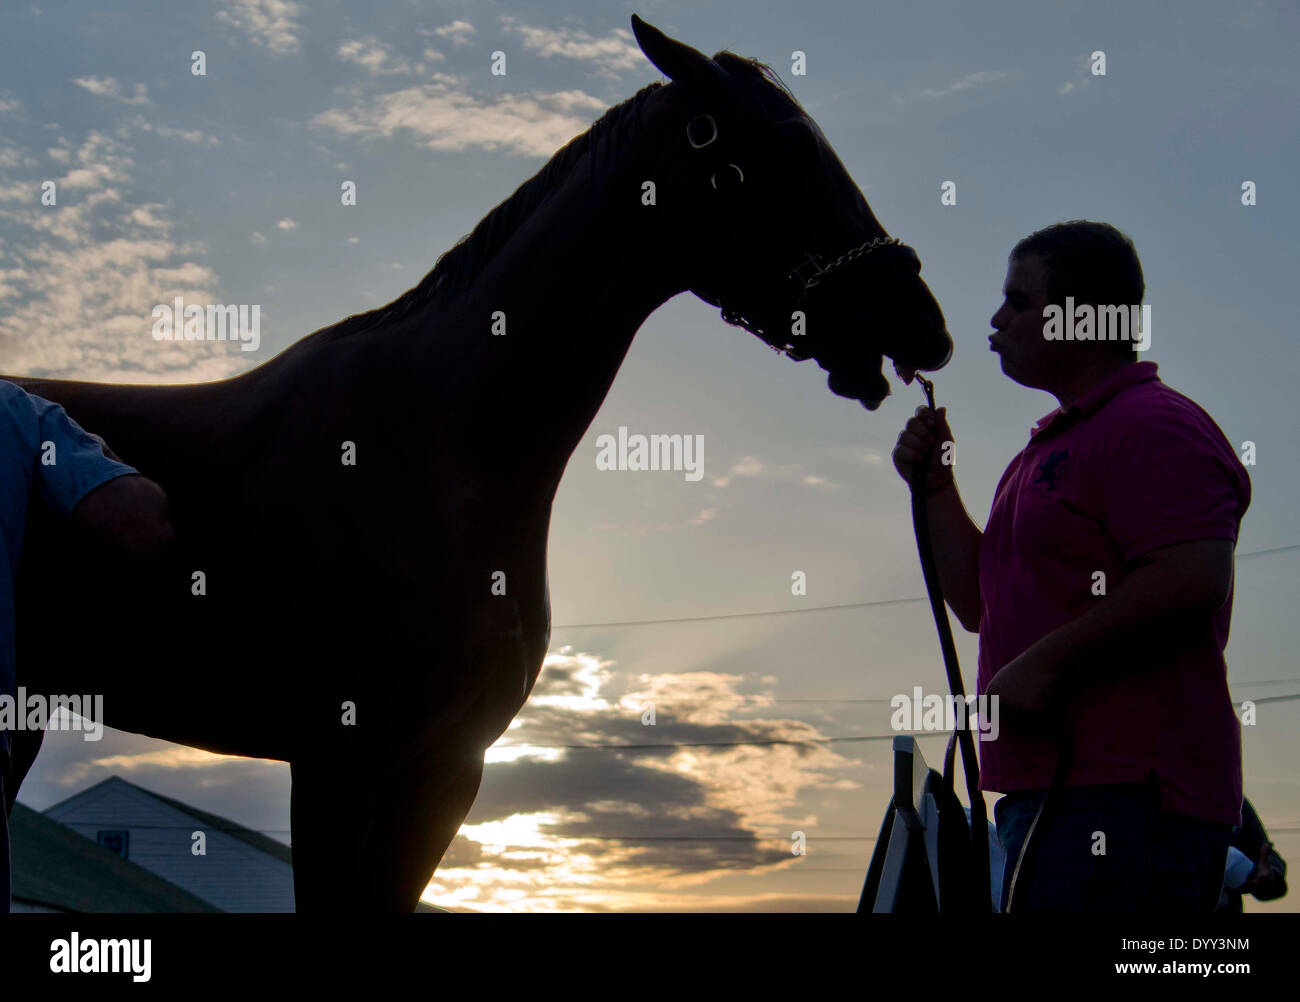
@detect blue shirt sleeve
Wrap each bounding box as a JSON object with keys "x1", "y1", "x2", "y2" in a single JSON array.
[{"x1": 27, "y1": 393, "x2": 139, "y2": 519}]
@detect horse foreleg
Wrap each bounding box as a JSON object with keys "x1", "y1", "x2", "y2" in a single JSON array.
[{"x1": 289, "y1": 752, "x2": 485, "y2": 913}]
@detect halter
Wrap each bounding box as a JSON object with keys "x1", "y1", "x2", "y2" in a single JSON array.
[{"x1": 684, "y1": 113, "x2": 922, "y2": 358}]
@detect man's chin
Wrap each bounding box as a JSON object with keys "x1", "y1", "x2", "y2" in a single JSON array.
[{"x1": 997, "y1": 355, "x2": 1048, "y2": 393}]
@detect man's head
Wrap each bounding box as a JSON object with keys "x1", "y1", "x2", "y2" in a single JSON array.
[{"x1": 989, "y1": 220, "x2": 1145, "y2": 398}]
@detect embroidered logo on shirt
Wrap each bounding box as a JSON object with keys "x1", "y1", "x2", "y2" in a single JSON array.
[{"x1": 1032, "y1": 449, "x2": 1069, "y2": 491}]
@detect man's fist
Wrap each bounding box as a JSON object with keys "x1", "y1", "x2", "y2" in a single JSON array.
[{"x1": 893, "y1": 405, "x2": 956, "y2": 495}]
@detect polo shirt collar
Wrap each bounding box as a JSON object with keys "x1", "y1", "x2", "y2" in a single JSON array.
[{"x1": 1030, "y1": 360, "x2": 1160, "y2": 439}]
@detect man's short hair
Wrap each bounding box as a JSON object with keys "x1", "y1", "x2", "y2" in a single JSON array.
[{"x1": 1012, "y1": 220, "x2": 1144, "y2": 359}]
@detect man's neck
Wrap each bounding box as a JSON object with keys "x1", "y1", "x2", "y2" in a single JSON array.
[{"x1": 1050, "y1": 354, "x2": 1135, "y2": 410}]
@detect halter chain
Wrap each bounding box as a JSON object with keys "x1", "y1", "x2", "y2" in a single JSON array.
[{"x1": 685, "y1": 115, "x2": 920, "y2": 355}]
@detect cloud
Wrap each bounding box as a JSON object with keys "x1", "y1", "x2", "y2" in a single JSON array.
[
  {"x1": 428, "y1": 19, "x2": 475, "y2": 46},
  {"x1": 60, "y1": 746, "x2": 234, "y2": 783},
  {"x1": 71, "y1": 77, "x2": 150, "y2": 105},
  {"x1": 0, "y1": 137, "x2": 36, "y2": 171},
  {"x1": 712, "y1": 454, "x2": 838, "y2": 490},
  {"x1": 497, "y1": 16, "x2": 643, "y2": 77},
  {"x1": 0, "y1": 129, "x2": 247, "y2": 382},
  {"x1": 311, "y1": 79, "x2": 608, "y2": 158},
  {"x1": 421, "y1": 648, "x2": 857, "y2": 911},
  {"x1": 215, "y1": 0, "x2": 303, "y2": 56},
  {"x1": 1059, "y1": 55, "x2": 1096, "y2": 97},
  {"x1": 127, "y1": 204, "x2": 170, "y2": 229},
  {"x1": 128, "y1": 113, "x2": 217, "y2": 145},
  {"x1": 337, "y1": 35, "x2": 442, "y2": 76},
  {"x1": 895, "y1": 70, "x2": 1006, "y2": 105}
]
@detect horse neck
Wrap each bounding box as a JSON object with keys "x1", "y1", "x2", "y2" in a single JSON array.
[{"x1": 408, "y1": 117, "x2": 694, "y2": 503}]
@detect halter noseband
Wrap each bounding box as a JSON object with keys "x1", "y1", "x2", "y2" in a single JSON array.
[{"x1": 684, "y1": 113, "x2": 921, "y2": 358}]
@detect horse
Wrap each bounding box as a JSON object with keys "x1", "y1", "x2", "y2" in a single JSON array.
[{"x1": 2, "y1": 15, "x2": 951, "y2": 911}]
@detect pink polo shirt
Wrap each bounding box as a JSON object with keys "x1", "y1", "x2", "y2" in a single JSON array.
[{"x1": 976, "y1": 360, "x2": 1250, "y2": 826}]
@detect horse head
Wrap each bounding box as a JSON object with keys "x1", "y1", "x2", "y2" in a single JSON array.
[{"x1": 631, "y1": 14, "x2": 952, "y2": 410}]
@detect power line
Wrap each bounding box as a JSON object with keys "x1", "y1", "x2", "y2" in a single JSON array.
[
  {"x1": 552, "y1": 595, "x2": 924, "y2": 629},
  {"x1": 505, "y1": 729, "x2": 948, "y2": 751},
  {"x1": 769, "y1": 679, "x2": 1300, "y2": 703},
  {"x1": 501, "y1": 690, "x2": 1299, "y2": 750},
  {"x1": 1237, "y1": 543, "x2": 1300, "y2": 560},
  {"x1": 551, "y1": 542, "x2": 1300, "y2": 629},
  {"x1": 52, "y1": 825, "x2": 878, "y2": 841},
  {"x1": 54, "y1": 824, "x2": 1300, "y2": 841}
]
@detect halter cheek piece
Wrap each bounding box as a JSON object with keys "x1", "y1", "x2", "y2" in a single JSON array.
[{"x1": 685, "y1": 113, "x2": 922, "y2": 358}]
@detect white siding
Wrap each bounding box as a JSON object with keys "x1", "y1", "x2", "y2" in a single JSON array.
[{"x1": 44, "y1": 778, "x2": 295, "y2": 913}]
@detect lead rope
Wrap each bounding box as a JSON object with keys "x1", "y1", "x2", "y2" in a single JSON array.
[
  {"x1": 909, "y1": 375, "x2": 1073, "y2": 913},
  {"x1": 1004, "y1": 733, "x2": 1072, "y2": 912},
  {"x1": 908, "y1": 375, "x2": 990, "y2": 911}
]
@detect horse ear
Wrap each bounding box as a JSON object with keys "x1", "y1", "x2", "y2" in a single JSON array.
[{"x1": 630, "y1": 14, "x2": 729, "y2": 97}]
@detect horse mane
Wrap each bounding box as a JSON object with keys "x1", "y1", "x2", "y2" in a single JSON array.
[{"x1": 317, "y1": 52, "x2": 805, "y2": 342}]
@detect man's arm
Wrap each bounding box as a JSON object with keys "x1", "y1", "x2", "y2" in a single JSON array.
[
  {"x1": 893, "y1": 406, "x2": 983, "y2": 632},
  {"x1": 1040, "y1": 537, "x2": 1233, "y2": 683},
  {"x1": 986, "y1": 537, "x2": 1234, "y2": 724},
  {"x1": 23, "y1": 393, "x2": 176, "y2": 559},
  {"x1": 73, "y1": 473, "x2": 176, "y2": 559}
]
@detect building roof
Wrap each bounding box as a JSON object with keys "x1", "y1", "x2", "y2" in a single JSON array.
[
  {"x1": 10, "y1": 803, "x2": 221, "y2": 912},
  {"x1": 44, "y1": 776, "x2": 293, "y2": 866}
]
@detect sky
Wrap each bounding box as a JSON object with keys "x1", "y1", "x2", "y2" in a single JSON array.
[{"x1": 1, "y1": 0, "x2": 1297, "y2": 912}]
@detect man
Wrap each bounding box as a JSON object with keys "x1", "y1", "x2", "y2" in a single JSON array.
[
  {"x1": 0, "y1": 378, "x2": 175, "y2": 912},
  {"x1": 893, "y1": 220, "x2": 1250, "y2": 913}
]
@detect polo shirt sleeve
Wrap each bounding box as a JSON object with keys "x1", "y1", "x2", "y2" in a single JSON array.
[
  {"x1": 29, "y1": 394, "x2": 139, "y2": 520},
  {"x1": 1100, "y1": 408, "x2": 1248, "y2": 565}
]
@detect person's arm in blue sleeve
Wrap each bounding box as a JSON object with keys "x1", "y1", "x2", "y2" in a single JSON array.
[
  {"x1": 31, "y1": 394, "x2": 175, "y2": 558},
  {"x1": 1236, "y1": 799, "x2": 1287, "y2": 903}
]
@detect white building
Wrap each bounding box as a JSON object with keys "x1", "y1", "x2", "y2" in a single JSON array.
[
  {"x1": 10, "y1": 801, "x2": 220, "y2": 912},
  {"x1": 41, "y1": 776, "x2": 295, "y2": 913}
]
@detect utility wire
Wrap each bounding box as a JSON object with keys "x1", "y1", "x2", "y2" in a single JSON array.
[
  {"x1": 551, "y1": 542, "x2": 1300, "y2": 629},
  {"x1": 55, "y1": 824, "x2": 1300, "y2": 841}
]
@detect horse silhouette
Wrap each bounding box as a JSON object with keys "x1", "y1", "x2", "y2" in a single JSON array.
[{"x1": 3, "y1": 15, "x2": 951, "y2": 911}]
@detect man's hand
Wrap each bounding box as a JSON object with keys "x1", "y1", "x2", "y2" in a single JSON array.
[
  {"x1": 73, "y1": 474, "x2": 176, "y2": 559},
  {"x1": 1242, "y1": 844, "x2": 1287, "y2": 901},
  {"x1": 893, "y1": 406, "x2": 956, "y2": 495},
  {"x1": 985, "y1": 645, "x2": 1068, "y2": 736}
]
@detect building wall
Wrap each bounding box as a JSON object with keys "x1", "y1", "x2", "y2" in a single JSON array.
[{"x1": 44, "y1": 780, "x2": 295, "y2": 913}]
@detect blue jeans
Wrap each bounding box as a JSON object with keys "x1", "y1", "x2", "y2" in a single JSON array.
[{"x1": 994, "y1": 775, "x2": 1231, "y2": 913}]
